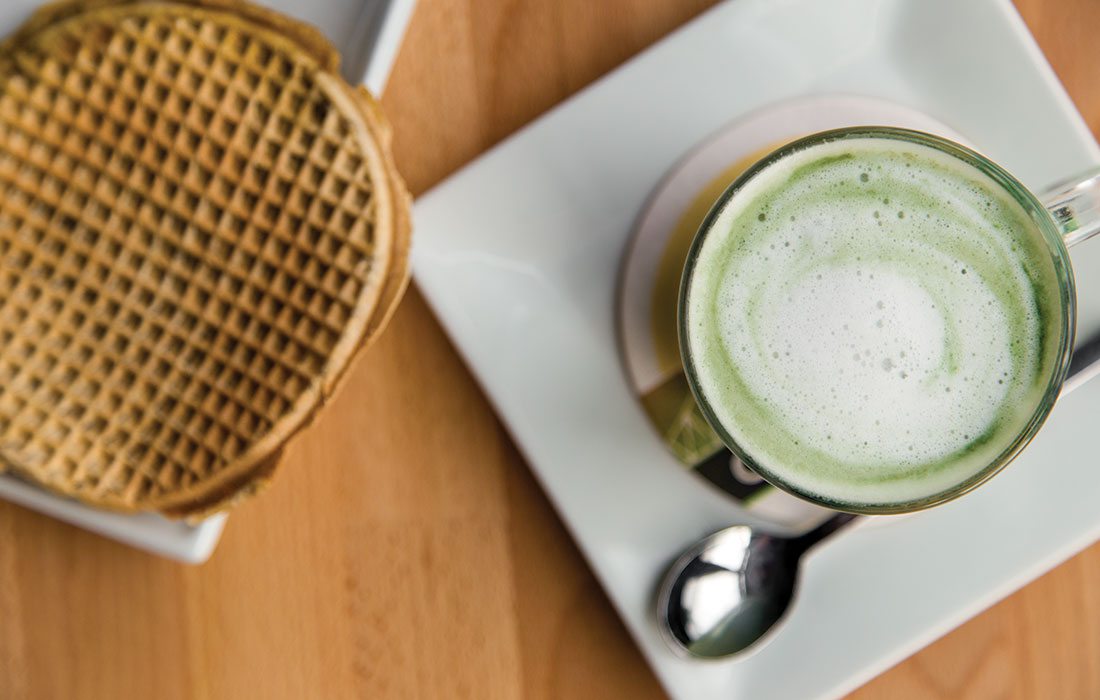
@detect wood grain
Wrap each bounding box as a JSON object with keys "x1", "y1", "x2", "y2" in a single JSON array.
[{"x1": 1, "y1": 1, "x2": 1099, "y2": 698}]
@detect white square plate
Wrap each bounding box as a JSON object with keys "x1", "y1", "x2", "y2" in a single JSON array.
[
  {"x1": 412, "y1": 0, "x2": 1100, "y2": 697},
  {"x1": 0, "y1": 0, "x2": 415, "y2": 563}
]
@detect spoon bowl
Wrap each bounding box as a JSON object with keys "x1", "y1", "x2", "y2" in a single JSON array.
[{"x1": 657, "y1": 513, "x2": 857, "y2": 658}]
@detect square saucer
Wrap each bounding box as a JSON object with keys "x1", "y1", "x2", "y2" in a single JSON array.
[
  {"x1": 0, "y1": 0, "x2": 415, "y2": 563},
  {"x1": 412, "y1": 0, "x2": 1100, "y2": 697}
]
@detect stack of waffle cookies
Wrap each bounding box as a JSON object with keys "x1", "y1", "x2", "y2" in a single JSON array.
[{"x1": 0, "y1": 0, "x2": 411, "y2": 517}]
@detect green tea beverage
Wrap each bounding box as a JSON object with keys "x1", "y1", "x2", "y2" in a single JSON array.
[{"x1": 681, "y1": 132, "x2": 1069, "y2": 510}]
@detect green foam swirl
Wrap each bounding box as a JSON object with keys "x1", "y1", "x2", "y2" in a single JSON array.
[{"x1": 684, "y1": 136, "x2": 1069, "y2": 508}]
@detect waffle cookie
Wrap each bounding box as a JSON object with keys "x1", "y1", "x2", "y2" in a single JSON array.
[{"x1": 0, "y1": 0, "x2": 411, "y2": 516}]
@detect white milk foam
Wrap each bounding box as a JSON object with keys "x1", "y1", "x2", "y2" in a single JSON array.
[{"x1": 684, "y1": 136, "x2": 1066, "y2": 507}]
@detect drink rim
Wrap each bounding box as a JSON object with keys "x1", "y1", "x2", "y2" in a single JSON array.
[{"x1": 677, "y1": 126, "x2": 1076, "y2": 514}]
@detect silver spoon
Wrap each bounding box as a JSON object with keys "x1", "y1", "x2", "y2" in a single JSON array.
[{"x1": 657, "y1": 512, "x2": 858, "y2": 659}]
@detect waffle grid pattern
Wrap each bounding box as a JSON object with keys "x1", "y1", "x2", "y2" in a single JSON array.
[{"x1": 0, "y1": 4, "x2": 389, "y2": 509}]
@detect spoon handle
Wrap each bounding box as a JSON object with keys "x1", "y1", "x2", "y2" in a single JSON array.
[{"x1": 791, "y1": 512, "x2": 859, "y2": 554}]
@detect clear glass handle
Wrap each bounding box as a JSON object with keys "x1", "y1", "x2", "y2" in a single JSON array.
[
  {"x1": 1044, "y1": 169, "x2": 1100, "y2": 394},
  {"x1": 1042, "y1": 170, "x2": 1100, "y2": 248}
]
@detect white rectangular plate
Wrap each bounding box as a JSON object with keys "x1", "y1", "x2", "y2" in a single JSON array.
[
  {"x1": 0, "y1": 0, "x2": 415, "y2": 563},
  {"x1": 412, "y1": 0, "x2": 1100, "y2": 697}
]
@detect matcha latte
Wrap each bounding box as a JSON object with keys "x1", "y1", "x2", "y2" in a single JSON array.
[{"x1": 681, "y1": 130, "x2": 1073, "y2": 511}]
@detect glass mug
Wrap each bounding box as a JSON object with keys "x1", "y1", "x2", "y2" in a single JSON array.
[{"x1": 678, "y1": 127, "x2": 1100, "y2": 514}]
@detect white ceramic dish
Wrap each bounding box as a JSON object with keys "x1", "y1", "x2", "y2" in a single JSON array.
[
  {"x1": 412, "y1": 0, "x2": 1100, "y2": 697},
  {"x1": 0, "y1": 0, "x2": 415, "y2": 564}
]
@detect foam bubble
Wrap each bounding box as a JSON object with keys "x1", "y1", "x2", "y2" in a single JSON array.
[{"x1": 685, "y1": 136, "x2": 1066, "y2": 507}]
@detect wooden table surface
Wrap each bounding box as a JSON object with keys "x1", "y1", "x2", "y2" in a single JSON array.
[{"x1": 2, "y1": 0, "x2": 1100, "y2": 698}]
